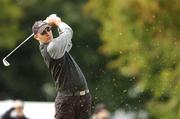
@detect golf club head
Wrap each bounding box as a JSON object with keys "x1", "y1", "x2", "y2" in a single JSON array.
[
  {"x1": 2, "y1": 59, "x2": 10, "y2": 67},
  {"x1": 2, "y1": 33, "x2": 34, "y2": 67}
]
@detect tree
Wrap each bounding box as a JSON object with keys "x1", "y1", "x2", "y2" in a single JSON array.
[
  {"x1": 85, "y1": 0, "x2": 180, "y2": 118},
  {"x1": 0, "y1": 0, "x2": 23, "y2": 48}
]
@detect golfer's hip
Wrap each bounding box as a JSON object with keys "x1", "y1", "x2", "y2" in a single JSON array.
[{"x1": 57, "y1": 89, "x2": 90, "y2": 97}]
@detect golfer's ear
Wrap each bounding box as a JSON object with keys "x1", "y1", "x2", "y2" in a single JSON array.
[{"x1": 34, "y1": 34, "x2": 39, "y2": 41}]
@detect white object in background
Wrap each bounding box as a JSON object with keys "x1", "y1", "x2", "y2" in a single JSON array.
[{"x1": 0, "y1": 100, "x2": 54, "y2": 119}]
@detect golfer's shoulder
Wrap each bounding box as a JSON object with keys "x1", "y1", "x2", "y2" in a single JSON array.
[
  {"x1": 47, "y1": 39, "x2": 62, "y2": 53},
  {"x1": 47, "y1": 41, "x2": 56, "y2": 51}
]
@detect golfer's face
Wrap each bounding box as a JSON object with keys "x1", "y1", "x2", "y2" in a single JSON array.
[
  {"x1": 96, "y1": 110, "x2": 110, "y2": 119},
  {"x1": 37, "y1": 27, "x2": 53, "y2": 43}
]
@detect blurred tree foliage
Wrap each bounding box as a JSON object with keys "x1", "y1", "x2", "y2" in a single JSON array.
[
  {"x1": 0, "y1": 0, "x2": 24, "y2": 48},
  {"x1": 85, "y1": 0, "x2": 180, "y2": 119}
]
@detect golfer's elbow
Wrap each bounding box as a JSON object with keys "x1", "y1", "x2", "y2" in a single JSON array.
[
  {"x1": 69, "y1": 28, "x2": 73, "y2": 39},
  {"x1": 65, "y1": 27, "x2": 73, "y2": 40}
]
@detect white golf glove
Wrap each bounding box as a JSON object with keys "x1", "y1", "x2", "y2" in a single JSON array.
[{"x1": 44, "y1": 14, "x2": 61, "y2": 26}]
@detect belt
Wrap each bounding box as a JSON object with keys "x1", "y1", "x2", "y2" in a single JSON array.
[{"x1": 58, "y1": 89, "x2": 89, "y2": 96}]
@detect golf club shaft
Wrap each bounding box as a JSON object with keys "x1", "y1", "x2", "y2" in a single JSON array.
[{"x1": 4, "y1": 33, "x2": 34, "y2": 59}]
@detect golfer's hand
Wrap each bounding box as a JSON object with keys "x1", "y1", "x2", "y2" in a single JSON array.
[{"x1": 45, "y1": 14, "x2": 61, "y2": 27}]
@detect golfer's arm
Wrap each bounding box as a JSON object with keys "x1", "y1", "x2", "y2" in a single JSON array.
[{"x1": 47, "y1": 22, "x2": 73, "y2": 59}]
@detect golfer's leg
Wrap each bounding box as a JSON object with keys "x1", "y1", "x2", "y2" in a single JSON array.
[
  {"x1": 77, "y1": 94, "x2": 92, "y2": 119},
  {"x1": 54, "y1": 96, "x2": 75, "y2": 119}
]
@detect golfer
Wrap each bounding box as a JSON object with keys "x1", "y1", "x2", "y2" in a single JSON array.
[{"x1": 32, "y1": 14, "x2": 91, "y2": 119}]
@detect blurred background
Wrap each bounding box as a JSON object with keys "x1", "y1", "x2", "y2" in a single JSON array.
[{"x1": 0, "y1": 0, "x2": 179, "y2": 119}]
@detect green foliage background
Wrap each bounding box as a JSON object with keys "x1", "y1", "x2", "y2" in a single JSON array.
[
  {"x1": 0, "y1": 0, "x2": 179, "y2": 118},
  {"x1": 85, "y1": 0, "x2": 180, "y2": 118}
]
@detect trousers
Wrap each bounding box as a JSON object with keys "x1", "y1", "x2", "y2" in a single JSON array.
[{"x1": 54, "y1": 93, "x2": 91, "y2": 119}]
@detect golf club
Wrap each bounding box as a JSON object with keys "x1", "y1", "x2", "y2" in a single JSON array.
[{"x1": 2, "y1": 33, "x2": 34, "y2": 67}]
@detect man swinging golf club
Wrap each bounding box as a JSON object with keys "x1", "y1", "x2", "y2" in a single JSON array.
[{"x1": 32, "y1": 14, "x2": 91, "y2": 119}]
